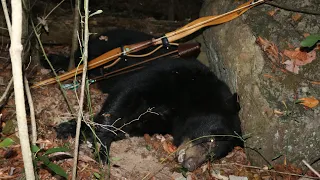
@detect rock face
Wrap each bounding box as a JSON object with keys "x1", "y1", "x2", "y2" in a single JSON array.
[{"x1": 200, "y1": 0, "x2": 320, "y2": 169}]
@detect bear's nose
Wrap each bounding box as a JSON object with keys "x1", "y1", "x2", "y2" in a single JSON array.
[{"x1": 182, "y1": 157, "x2": 197, "y2": 171}]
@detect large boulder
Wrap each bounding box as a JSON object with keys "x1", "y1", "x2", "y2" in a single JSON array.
[{"x1": 200, "y1": 0, "x2": 320, "y2": 169}]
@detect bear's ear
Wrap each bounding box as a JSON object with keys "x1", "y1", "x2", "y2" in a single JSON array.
[{"x1": 225, "y1": 93, "x2": 241, "y2": 113}]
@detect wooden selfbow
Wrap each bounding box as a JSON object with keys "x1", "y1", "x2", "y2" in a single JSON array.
[{"x1": 32, "y1": 0, "x2": 265, "y2": 88}]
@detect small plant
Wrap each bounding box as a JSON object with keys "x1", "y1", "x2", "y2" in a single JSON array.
[
  {"x1": 0, "y1": 137, "x2": 15, "y2": 148},
  {"x1": 31, "y1": 145, "x2": 69, "y2": 179},
  {"x1": 300, "y1": 34, "x2": 320, "y2": 48}
]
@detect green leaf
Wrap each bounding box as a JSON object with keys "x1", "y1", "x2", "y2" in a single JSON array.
[
  {"x1": 38, "y1": 156, "x2": 68, "y2": 178},
  {"x1": 31, "y1": 145, "x2": 41, "y2": 153},
  {"x1": 45, "y1": 162, "x2": 68, "y2": 179},
  {"x1": 0, "y1": 138, "x2": 14, "y2": 148},
  {"x1": 44, "y1": 147, "x2": 69, "y2": 155},
  {"x1": 300, "y1": 34, "x2": 320, "y2": 47},
  {"x1": 37, "y1": 155, "x2": 50, "y2": 164},
  {"x1": 145, "y1": 145, "x2": 152, "y2": 151},
  {"x1": 93, "y1": 172, "x2": 101, "y2": 179}
]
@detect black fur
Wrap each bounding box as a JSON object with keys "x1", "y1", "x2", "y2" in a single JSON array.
[{"x1": 56, "y1": 57, "x2": 243, "y2": 171}]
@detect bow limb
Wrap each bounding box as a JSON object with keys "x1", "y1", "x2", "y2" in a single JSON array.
[
  {"x1": 156, "y1": 0, "x2": 261, "y2": 44},
  {"x1": 31, "y1": 39, "x2": 157, "y2": 88},
  {"x1": 31, "y1": 47, "x2": 122, "y2": 88}
]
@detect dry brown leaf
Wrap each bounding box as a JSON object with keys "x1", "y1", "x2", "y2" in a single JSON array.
[
  {"x1": 283, "y1": 49, "x2": 316, "y2": 73},
  {"x1": 292, "y1": 13, "x2": 302, "y2": 21},
  {"x1": 162, "y1": 141, "x2": 176, "y2": 153},
  {"x1": 298, "y1": 97, "x2": 319, "y2": 108},
  {"x1": 143, "y1": 134, "x2": 152, "y2": 144},
  {"x1": 268, "y1": 10, "x2": 276, "y2": 16},
  {"x1": 283, "y1": 49, "x2": 316, "y2": 65},
  {"x1": 256, "y1": 37, "x2": 280, "y2": 62},
  {"x1": 263, "y1": 74, "x2": 274, "y2": 79},
  {"x1": 283, "y1": 60, "x2": 299, "y2": 74},
  {"x1": 303, "y1": 33, "x2": 311, "y2": 38},
  {"x1": 167, "y1": 141, "x2": 177, "y2": 153},
  {"x1": 267, "y1": 8, "x2": 279, "y2": 16},
  {"x1": 310, "y1": 81, "x2": 320, "y2": 85},
  {"x1": 274, "y1": 163, "x2": 303, "y2": 175},
  {"x1": 256, "y1": 36, "x2": 270, "y2": 49}
]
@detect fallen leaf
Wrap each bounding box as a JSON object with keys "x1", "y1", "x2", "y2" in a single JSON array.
[
  {"x1": 267, "y1": 8, "x2": 279, "y2": 16},
  {"x1": 268, "y1": 9, "x2": 277, "y2": 16},
  {"x1": 303, "y1": 33, "x2": 311, "y2": 38},
  {"x1": 167, "y1": 142, "x2": 177, "y2": 153},
  {"x1": 256, "y1": 37, "x2": 280, "y2": 63},
  {"x1": 297, "y1": 97, "x2": 319, "y2": 108},
  {"x1": 283, "y1": 60, "x2": 299, "y2": 74},
  {"x1": 263, "y1": 74, "x2": 274, "y2": 79},
  {"x1": 162, "y1": 141, "x2": 176, "y2": 153},
  {"x1": 143, "y1": 134, "x2": 152, "y2": 144},
  {"x1": 283, "y1": 49, "x2": 316, "y2": 65},
  {"x1": 283, "y1": 49, "x2": 316, "y2": 73},
  {"x1": 292, "y1": 13, "x2": 301, "y2": 21},
  {"x1": 310, "y1": 81, "x2": 320, "y2": 85},
  {"x1": 256, "y1": 37, "x2": 271, "y2": 51}
]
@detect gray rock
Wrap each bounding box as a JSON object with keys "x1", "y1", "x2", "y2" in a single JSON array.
[{"x1": 200, "y1": 0, "x2": 320, "y2": 169}]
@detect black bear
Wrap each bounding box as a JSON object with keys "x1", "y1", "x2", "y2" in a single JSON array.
[{"x1": 56, "y1": 57, "x2": 243, "y2": 171}]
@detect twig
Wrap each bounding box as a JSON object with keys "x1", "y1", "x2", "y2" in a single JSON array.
[
  {"x1": 1, "y1": 0, "x2": 12, "y2": 37},
  {"x1": 30, "y1": 20, "x2": 75, "y2": 115},
  {"x1": 244, "y1": 147, "x2": 273, "y2": 168},
  {"x1": 44, "y1": 0, "x2": 65, "y2": 19},
  {"x1": 71, "y1": 0, "x2": 89, "y2": 178},
  {"x1": 24, "y1": 76, "x2": 37, "y2": 145},
  {"x1": 68, "y1": 0, "x2": 80, "y2": 70},
  {"x1": 265, "y1": 1, "x2": 320, "y2": 15},
  {"x1": 84, "y1": 107, "x2": 160, "y2": 136},
  {"x1": 25, "y1": 0, "x2": 65, "y2": 46},
  {"x1": 0, "y1": 56, "x2": 10, "y2": 60},
  {"x1": 0, "y1": 78, "x2": 13, "y2": 106},
  {"x1": 118, "y1": 108, "x2": 159, "y2": 130},
  {"x1": 302, "y1": 160, "x2": 320, "y2": 178},
  {"x1": 9, "y1": 0, "x2": 35, "y2": 179}
]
